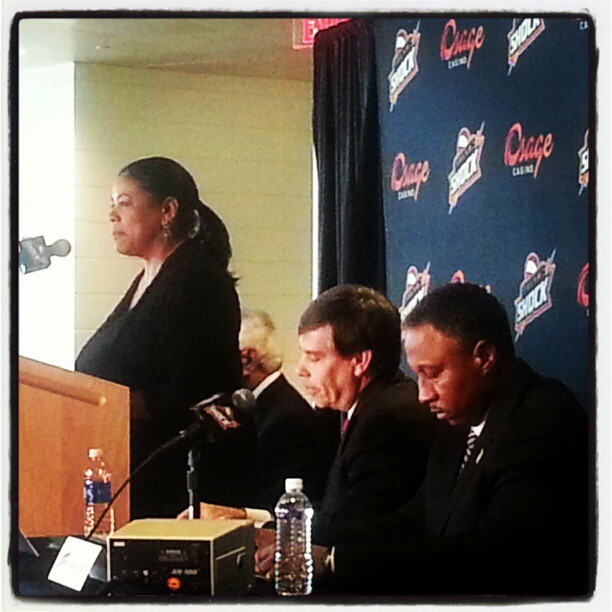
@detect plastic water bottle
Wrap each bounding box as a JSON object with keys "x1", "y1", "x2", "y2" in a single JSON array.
[
  {"x1": 83, "y1": 448, "x2": 114, "y2": 540},
  {"x1": 274, "y1": 477, "x2": 314, "y2": 596}
]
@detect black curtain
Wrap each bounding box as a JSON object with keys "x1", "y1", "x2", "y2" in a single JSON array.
[{"x1": 313, "y1": 19, "x2": 386, "y2": 294}]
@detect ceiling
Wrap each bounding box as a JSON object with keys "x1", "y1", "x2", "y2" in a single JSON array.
[{"x1": 17, "y1": 17, "x2": 315, "y2": 81}]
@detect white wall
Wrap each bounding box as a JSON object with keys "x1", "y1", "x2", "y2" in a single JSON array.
[{"x1": 18, "y1": 63, "x2": 75, "y2": 370}]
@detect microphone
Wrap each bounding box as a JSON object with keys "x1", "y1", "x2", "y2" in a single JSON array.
[
  {"x1": 191, "y1": 391, "x2": 227, "y2": 409},
  {"x1": 184, "y1": 389, "x2": 254, "y2": 519},
  {"x1": 189, "y1": 388, "x2": 256, "y2": 436},
  {"x1": 49, "y1": 238, "x2": 72, "y2": 257},
  {"x1": 18, "y1": 236, "x2": 72, "y2": 274},
  {"x1": 189, "y1": 389, "x2": 255, "y2": 412},
  {"x1": 85, "y1": 388, "x2": 255, "y2": 540},
  {"x1": 231, "y1": 388, "x2": 256, "y2": 413},
  {"x1": 231, "y1": 388, "x2": 258, "y2": 425}
]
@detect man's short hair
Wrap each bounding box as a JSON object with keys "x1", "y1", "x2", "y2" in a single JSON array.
[
  {"x1": 298, "y1": 285, "x2": 401, "y2": 378},
  {"x1": 240, "y1": 309, "x2": 283, "y2": 375},
  {"x1": 402, "y1": 283, "x2": 515, "y2": 360}
]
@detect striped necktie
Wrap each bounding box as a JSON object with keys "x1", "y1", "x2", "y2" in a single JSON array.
[{"x1": 459, "y1": 428, "x2": 479, "y2": 473}]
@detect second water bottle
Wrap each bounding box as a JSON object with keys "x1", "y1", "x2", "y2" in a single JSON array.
[
  {"x1": 274, "y1": 477, "x2": 314, "y2": 596},
  {"x1": 83, "y1": 448, "x2": 115, "y2": 540}
]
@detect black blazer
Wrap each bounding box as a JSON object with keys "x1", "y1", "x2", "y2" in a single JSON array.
[
  {"x1": 332, "y1": 359, "x2": 590, "y2": 596},
  {"x1": 250, "y1": 373, "x2": 337, "y2": 510},
  {"x1": 75, "y1": 239, "x2": 243, "y2": 518},
  {"x1": 313, "y1": 372, "x2": 437, "y2": 546}
]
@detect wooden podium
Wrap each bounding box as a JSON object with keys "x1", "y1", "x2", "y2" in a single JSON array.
[{"x1": 18, "y1": 357, "x2": 131, "y2": 537}]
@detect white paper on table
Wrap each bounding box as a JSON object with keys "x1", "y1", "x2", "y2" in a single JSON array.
[{"x1": 47, "y1": 536, "x2": 103, "y2": 591}]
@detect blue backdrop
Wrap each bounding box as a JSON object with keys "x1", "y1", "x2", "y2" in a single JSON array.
[{"x1": 375, "y1": 16, "x2": 591, "y2": 407}]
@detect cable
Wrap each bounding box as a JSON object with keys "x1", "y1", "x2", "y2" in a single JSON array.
[{"x1": 84, "y1": 421, "x2": 202, "y2": 541}]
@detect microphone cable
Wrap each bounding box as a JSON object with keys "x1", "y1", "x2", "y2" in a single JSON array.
[
  {"x1": 84, "y1": 421, "x2": 202, "y2": 542},
  {"x1": 84, "y1": 388, "x2": 255, "y2": 541}
]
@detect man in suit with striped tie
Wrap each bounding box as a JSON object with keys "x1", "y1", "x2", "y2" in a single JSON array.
[{"x1": 271, "y1": 283, "x2": 590, "y2": 596}]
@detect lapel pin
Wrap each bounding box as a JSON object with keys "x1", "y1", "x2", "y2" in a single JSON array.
[{"x1": 475, "y1": 448, "x2": 484, "y2": 464}]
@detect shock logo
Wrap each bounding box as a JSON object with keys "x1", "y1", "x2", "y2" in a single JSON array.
[
  {"x1": 390, "y1": 152, "x2": 430, "y2": 201},
  {"x1": 503, "y1": 122, "x2": 554, "y2": 178},
  {"x1": 507, "y1": 18, "x2": 545, "y2": 74},
  {"x1": 448, "y1": 122, "x2": 485, "y2": 214},
  {"x1": 400, "y1": 262, "x2": 431, "y2": 321},
  {"x1": 514, "y1": 250, "x2": 556, "y2": 339},
  {"x1": 450, "y1": 269, "x2": 491, "y2": 293},
  {"x1": 578, "y1": 130, "x2": 589, "y2": 195},
  {"x1": 440, "y1": 19, "x2": 485, "y2": 69},
  {"x1": 577, "y1": 263, "x2": 589, "y2": 313},
  {"x1": 388, "y1": 24, "x2": 421, "y2": 111}
]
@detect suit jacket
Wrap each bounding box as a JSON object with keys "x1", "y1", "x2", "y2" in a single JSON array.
[
  {"x1": 332, "y1": 359, "x2": 590, "y2": 596},
  {"x1": 250, "y1": 373, "x2": 336, "y2": 510},
  {"x1": 313, "y1": 372, "x2": 438, "y2": 546}
]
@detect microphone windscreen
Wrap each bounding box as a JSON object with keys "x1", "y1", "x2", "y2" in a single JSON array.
[
  {"x1": 232, "y1": 388, "x2": 256, "y2": 412},
  {"x1": 49, "y1": 239, "x2": 72, "y2": 257}
]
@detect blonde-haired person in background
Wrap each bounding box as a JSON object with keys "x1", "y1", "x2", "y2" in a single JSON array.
[
  {"x1": 180, "y1": 308, "x2": 339, "y2": 524},
  {"x1": 239, "y1": 309, "x2": 283, "y2": 385},
  {"x1": 239, "y1": 309, "x2": 338, "y2": 511}
]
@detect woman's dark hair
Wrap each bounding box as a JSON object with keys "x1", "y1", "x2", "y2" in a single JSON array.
[
  {"x1": 298, "y1": 285, "x2": 401, "y2": 378},
  {"x1": 197, "y1": 200, "x2": 233, "y2": 271},
  {"x1": 402, "y1": 283, "x2": 515, "y2": 361},
  {"x1": 118, "y1": 156, "x2": 232, "y2": 269}
]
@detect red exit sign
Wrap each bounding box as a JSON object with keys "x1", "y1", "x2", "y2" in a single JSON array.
[{"x1": 292, "y1": 18, "x2": 351, "y2": 49}]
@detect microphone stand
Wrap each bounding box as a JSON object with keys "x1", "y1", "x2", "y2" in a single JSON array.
[
  {"x1": 84, "y1": 420, "x2": 203, "y2": 542},
  {"x1": 186, "y1": 447, "x2": 200, "y2": 519},
  {"x1": 85, "y1": 394, "x2": 248, "y2": 541}
]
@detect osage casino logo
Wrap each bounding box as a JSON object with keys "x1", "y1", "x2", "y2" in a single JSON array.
[
  {"x1": 577, "y1": 262, "x2": 588, "y2": 314},
  {"x1": 503, "y1": 122, "x2": 554, "y2": 178},
  {"x1": 440, "y1": 19, "x2": 485, "y2": 70},
  {"x1": 390, "y1": 151, "x2": 430, "y2": 201}
]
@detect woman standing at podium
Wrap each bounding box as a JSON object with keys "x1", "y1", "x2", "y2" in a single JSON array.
[{"x1": 75, "y1": 157, "x2": 244, "y2": 519}]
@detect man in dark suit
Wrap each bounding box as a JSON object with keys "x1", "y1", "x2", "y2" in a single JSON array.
[
  {"x1": 298, "y1": 283, "x2": 590, "y2": 596},
  {"x1": 294, "y1": 285, "x2": 437, "y2": 545},
  {"x1": 202, "y1": 287, "x2": 436, "y2": 542},
  {"x1": 239, "y1": 309, "x2": 337, "y2": 509}
]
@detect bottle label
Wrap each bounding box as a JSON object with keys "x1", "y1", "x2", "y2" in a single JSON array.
[{"x1": 84, "y1": 482, "x2": 112, "y2": 504}]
